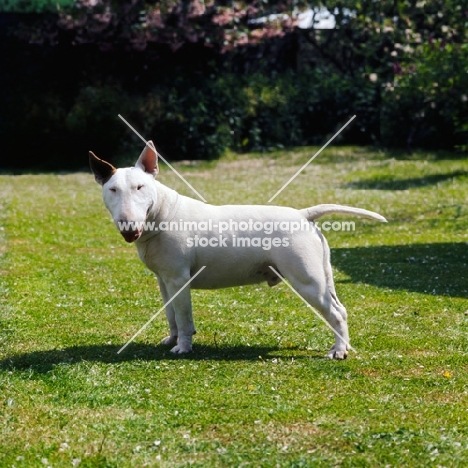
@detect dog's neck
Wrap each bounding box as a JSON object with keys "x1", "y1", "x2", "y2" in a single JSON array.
[
  {"x1": 152, "y1": 181, "x2": 181, "y2": 223},
  {"x1": 137, "y1": 181, "x2": 181, "y2": 243}
]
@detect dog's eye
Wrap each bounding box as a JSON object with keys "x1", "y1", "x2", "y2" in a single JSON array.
[
  {"x1": 137, "y1": 185, "x2": 143, "y2": 191},
  {"x1": 109, "y1": 188, "x2": 117, "y2": 193}
]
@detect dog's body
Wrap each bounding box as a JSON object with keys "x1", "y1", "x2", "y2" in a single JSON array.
[{"x1": 90, "y1": 143, "x2": 386, "y2": 359}]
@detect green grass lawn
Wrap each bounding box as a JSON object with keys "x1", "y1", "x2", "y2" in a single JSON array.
[{"x1": 1, "y1": 146, "x2": 467, "y2": 467}]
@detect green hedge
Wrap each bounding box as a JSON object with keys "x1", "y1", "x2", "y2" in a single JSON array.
[
  {"x1": 381, "y1": 41, "x2": 468, "y2": 152},
  {"x1": 134, "y1": 68, "x2": 379, "y2": 159},
  {"x1": 1, "y1": 28, "x2": 465, "y2": 169},
  {"x1": 1, "y1": 49, "x2": 380, "y2": 169}
]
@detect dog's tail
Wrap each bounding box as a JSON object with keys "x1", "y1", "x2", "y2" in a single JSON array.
[{"x1": 301, "y1": 204, "x2": 387, "y2": 222}]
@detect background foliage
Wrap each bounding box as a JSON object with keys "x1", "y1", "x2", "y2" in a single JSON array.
[{"x1": 0, "y1": 0, "x2": 467, "y2": 168}]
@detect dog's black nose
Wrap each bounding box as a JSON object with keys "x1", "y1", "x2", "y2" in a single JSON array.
[{"x1": 120, "y1": 230, "x2": 141, "y2": 243}]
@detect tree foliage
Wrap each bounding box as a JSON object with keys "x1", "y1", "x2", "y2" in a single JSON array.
[{"x1": 0, "y1": 0, "x2": 466, "y2": 168}]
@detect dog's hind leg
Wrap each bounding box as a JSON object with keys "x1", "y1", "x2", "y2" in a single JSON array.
[
  {"x1": 158, "y1": 278, "x2": 178, "y2": 347},
  {"x1": 292, "y1": 280, "x2": 350, "y2": 359},
  {"x1": 278, "y1": 236, "x2": 350, "y2": 359},
  {"x1": 321, "y1": 243, "x2": 350, "y2": 359},
  {"x1": 321, "y1": 293, "x2": 349, "y2": 360}
]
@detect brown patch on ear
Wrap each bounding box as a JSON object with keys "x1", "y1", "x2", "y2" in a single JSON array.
[
  {"x1": 89, "y1": 151, "x2": 117, "y2": 185},
  {"x1": 136, "y1": 141, "x2": 159, "y2": 176}
]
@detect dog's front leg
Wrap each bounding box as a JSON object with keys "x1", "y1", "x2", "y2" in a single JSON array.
[
  {"x1": 157, "y1": 278, "x2": 178, "y2": 347},
  {"x1": 163, "y1": 278, "x2": 196, "y2": 354}
]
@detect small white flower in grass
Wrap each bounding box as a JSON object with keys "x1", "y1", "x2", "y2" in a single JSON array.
[
  {"x1": 59, "y1": 442, "x2": 70, "y2": 452},
  {"x1": 72, "y1": 459, "x2": 81, "y2": 467},
  {"x1": 154, "y1": 440, "x2": 161, "y2": 446}
]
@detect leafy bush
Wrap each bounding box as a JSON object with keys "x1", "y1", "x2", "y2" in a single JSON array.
[
  {"x1": 66, "y1": 84, "x2": 132, "y2": 162},
  {"x1": 2, "y1": 0, "x2": 467, "y2": 169},
  {"x1": 381, "y1": 41, "x2": 468, "y2": 152},
  {"x1": 134, "y1": 67, "x2": 379, "y2": 160},
  {"x1": 0, "y1": 57, "x2": 381, "y2": 168},
  {"x1": 0, "y1": 0, "x2": 72, "y2": 13}
]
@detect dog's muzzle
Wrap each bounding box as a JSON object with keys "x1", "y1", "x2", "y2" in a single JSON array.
[{"x1": 120, "y1": 229, "x2": 142, "y2": 243}]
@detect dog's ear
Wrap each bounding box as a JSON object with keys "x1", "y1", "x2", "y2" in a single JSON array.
[
  {"x1": 136, "y1": 141, "x2": 159, "y2": 176},
  {"x1": 89, "y1": 151, "x2": 117, "y2": 185}
]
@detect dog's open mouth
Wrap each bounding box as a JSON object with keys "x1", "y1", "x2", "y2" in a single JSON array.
[{"x1": 120, "y1": 230, "x2": 142, "y2": 243}]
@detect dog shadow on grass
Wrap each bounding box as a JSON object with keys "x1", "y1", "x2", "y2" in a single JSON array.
[
  {"x1": 0, "y1": 343, "x2": 328, "y2": 374},
  {"x1": 332, "y1": 242, "x2": 467, "y2": 298}
]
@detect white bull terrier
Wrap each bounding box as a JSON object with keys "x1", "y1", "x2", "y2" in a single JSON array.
[{"x1": 89, "y1": 142, "x2": 386, "y2": 359}]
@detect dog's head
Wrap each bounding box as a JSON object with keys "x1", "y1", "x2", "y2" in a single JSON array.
[{"x1": 89, "y1": 142, "x2": 159, "y2": 243}]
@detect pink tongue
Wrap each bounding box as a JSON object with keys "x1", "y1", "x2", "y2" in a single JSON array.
[{"x1": 121, "y1": 231, "x2": 141, "y2": 243}]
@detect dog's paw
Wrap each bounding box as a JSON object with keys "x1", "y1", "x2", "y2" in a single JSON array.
[
  {"x1": 161, "y1": 335, "x2": 178, "y2": 346},
  {"x1": 170, "y1": 344, "x2": 193, "y2": 354},
  {"x1": 328, "y1": 350, "x2": 348, "y2": 360},
  {"x1": 326, "y1": 346, "x2": 348, "y2": 360}
]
